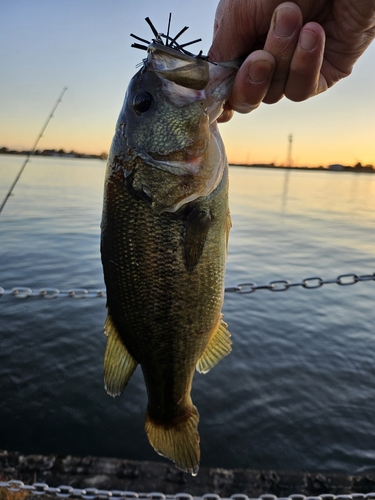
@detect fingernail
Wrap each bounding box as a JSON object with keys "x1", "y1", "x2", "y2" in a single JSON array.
[
  {"x1": 248, "y1": 59, "x2": 273, "y2": 84},
  {"x1": 300, "y1": 30, "x2": 318, "y2": 50},
  {"x1": 274, "y1": 7, "x2": 299, "y2": 38}
]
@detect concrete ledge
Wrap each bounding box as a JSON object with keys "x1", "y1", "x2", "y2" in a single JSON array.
[{"x1": 1, "y1": 450, "x2": 375, "y2": 497}]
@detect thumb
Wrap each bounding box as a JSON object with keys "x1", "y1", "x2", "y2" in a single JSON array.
[{"x1": 208, "y1": 0, "x2": 258, "y2": 62}]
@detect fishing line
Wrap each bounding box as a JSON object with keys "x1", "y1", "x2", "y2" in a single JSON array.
[{"x1": 0, "y1": 86, "x2": 68, "y2": 216}]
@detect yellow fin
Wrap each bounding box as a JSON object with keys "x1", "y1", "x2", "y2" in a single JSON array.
[
  {"x1": 145, "y1": 406, "x2": 200, "y2": 476},
  {"x1": 196, "y1": 316, "x2": 232, "y2": 374},
  {"x1": 103, "y1": 314, "x2": 138, "y2": 397}
]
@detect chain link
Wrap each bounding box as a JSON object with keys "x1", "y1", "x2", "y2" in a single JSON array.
[
  {"x1": 225, "y1": 272, "x2": 375, "y2": 295},
  {"x1": 1, "y1": 481, "x2": 375, "y2": 500},
  {"x1": 0, "y1": 287, "x2": 106, "y2": 299},
  {"x1": 0, "y1": 272, "x2": 374, "y2": 300}
]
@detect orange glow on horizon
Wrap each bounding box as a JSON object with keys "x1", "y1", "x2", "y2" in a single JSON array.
[{"x1": 2, "y1": 135, "x2": 375, "y2": 171}]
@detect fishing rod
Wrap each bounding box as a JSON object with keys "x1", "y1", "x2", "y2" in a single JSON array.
[{"x1": 0, "y1": 86, "x2": 68, "y2": 216}]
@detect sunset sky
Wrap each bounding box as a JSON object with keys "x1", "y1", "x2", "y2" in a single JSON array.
[{"x1": 1, "y1": 0, "x2": 374, "y2": 167}]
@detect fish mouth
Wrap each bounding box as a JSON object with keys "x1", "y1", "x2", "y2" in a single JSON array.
[
  {"x1": 146, "y1": 41, "x2": 241, "y2": 72},
  {"x1": 147, "y1": 42, "x2": 207, "y2": 66},
  {"x1": 147, "y1": 43, "x2": 211, "y2": 91},
  {"x1": 146, "y1": 42, "x2": 237, "y2": 121}
]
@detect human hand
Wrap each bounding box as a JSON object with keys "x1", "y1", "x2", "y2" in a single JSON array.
[{"x1": 209, "y1": 0, "x2": 375, "y2": 122}]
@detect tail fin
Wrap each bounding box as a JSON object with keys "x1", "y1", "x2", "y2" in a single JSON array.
[{"x1": 145, "y1": 405, "x2": 200, "y2": 475}]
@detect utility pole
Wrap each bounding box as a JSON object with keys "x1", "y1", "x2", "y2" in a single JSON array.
[{"x1": 287, "y1": 133, "x2": 293, "y2": 167}]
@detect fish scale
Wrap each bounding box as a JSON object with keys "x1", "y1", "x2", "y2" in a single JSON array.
[{"x1": 104, "y1": 170, "x2": 227, "y2": 360}]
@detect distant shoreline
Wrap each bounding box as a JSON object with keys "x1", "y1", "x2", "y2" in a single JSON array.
[
  {"x1": 230, "y1": 162, "x2": 375, "y2": 173},
  {"x1": 0, "y1": 147, "x2": 107, "y2": 160},
  {"x1": 1, "y1": 148, "x2": 374, "y2": 173}
]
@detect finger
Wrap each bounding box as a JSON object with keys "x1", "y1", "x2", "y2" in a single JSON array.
[
  {"x1": 217, "y1": 102, "x2": 234, "y2": 123},
  {"x1": 209, "y1": 0, "x2": 260, "y2": 62},
  {"x1": 227, "y1": 50, "x2": 275, "y2": 114},
  {"x1": 284, "y1": 22, "x2": 326, "y2": 101},
  {"x1": 262, "y1": 2, "x2": 303, "y2": 104}
]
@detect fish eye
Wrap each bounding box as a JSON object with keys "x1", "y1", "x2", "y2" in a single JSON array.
[{"x1": 132, "y1": 91, "x2": 153, "y2": 115}]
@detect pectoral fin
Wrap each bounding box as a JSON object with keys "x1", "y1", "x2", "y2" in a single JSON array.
[
  {"x1": 196, "y1": 316, "x2": 232, "y2": 374},
  {"x1": 183, "y1": 207, "x2": 211, "y2": 273},
  {"x1": 103, "y1": 314, "x2": 138, "y2": 397}
]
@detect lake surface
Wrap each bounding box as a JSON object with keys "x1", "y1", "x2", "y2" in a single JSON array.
[{"x1": 1, "y1": 154, "x2": 375, "y2": 474}]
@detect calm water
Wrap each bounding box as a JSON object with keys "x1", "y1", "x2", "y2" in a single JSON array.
[{"x1": 1, "y1": 154, "x2": 375, "y2": 474}]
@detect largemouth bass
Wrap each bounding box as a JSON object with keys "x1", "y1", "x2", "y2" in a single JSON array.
[{"x1": 101, "y1": 22, "x2": 237, "y2": 475}]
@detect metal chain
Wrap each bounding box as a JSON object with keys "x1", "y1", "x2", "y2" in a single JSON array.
[
  {"x1": 0, "y1": 272, "x2": 374, "y2": 300},
  {"x1": 1, "y1": 481, "x2": 375, "y2": 500},
  {"x1": 225, "y1": 271, "x2": 375, "y2": 294},
  {"x1": 0, "y1": 287, "x2": 106, "y2": 299}
]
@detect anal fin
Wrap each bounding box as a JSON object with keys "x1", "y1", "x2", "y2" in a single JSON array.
[
  {"x1": 196, "y1": 315, "x2": 231, "y2": 374},
  {"x1": 103, "y1": 314, "x2": 138, "y2": 397}
]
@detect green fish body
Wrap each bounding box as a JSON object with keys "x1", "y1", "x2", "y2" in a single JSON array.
[{"x1": 101, "y1": 40, "x2": 236, "y2": 474}]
